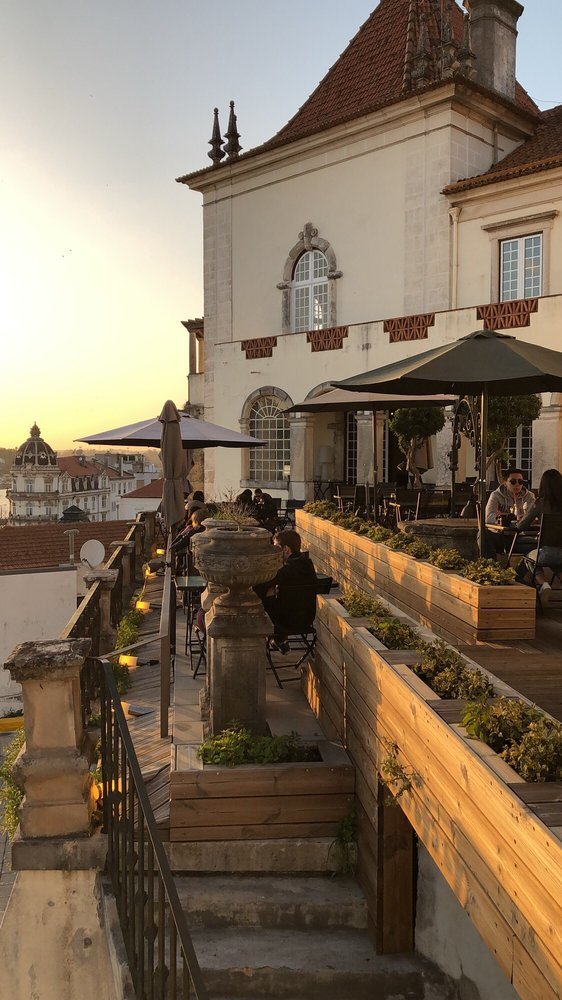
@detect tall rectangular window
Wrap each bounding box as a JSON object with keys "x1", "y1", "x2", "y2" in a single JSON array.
[
  {"x1": 345, "y1": 413, "x2": 357, "y2": 485},
  {"x1": 507, "y1": 425, "x2": 533, "y2": 488},
  {"x1": 500, "y1": 234, "x2": 542, "y2": 301}
]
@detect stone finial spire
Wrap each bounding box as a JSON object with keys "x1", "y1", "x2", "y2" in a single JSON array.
[
  {"x1": 223, "y1": 100, "x2": 242, "y2": 160},
  {"x1": 208, "y1": 108, "x2": 226, "y2": 166},
  {"x1": 412, "y1": 14, "x2": 433, "y2": 88},
  {"x1": 457, "y1": 12, "x2": 476, "y2": 80},
  {"x1": 440, "y1": 9, "x2": 460, "y2": 78}
]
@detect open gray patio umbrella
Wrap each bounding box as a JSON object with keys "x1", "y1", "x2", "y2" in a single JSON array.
[
  {"x1": 76, "y1": 412, "x2": 266, "y2": 449},
  {"x1": 335, "y1": 329, "x2": 562, "y2": 553},
  {"x1": 158, "y1": 400, "x2": 188, "y2": 531},
  {"x1": 286, "y1": 388, "x2": 456, "y2": 520}
]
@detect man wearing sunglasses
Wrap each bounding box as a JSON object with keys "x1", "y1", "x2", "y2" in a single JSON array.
[{"x1": 484, "y1": 468, "x2": 536, "y2": 557}]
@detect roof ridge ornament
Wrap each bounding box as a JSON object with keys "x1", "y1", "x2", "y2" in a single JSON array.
[
  {"x1": 412, "y1": 12, "x2": 433, "y2": 89},
  {"x1": 457, "y1": 12, "x2": 476, "y2": 79},
  {"x1": 223, "y1": 100, "x2": 242, "y2": 160},
  {"x1": 208, "y1": 108, "x2": 226, "y2": 166}
]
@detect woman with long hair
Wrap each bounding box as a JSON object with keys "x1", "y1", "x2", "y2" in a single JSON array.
[{"x1": 515, "y1": 468, "x2": 562, "y2": 604}]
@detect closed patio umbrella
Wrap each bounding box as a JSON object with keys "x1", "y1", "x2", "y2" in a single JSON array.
[
  {"x1": 335, "y1": 329, "x2": 562, "y2": 553},
  {"x1": 286, "y1": 388, "x2": 456, "y2": 520},
  {"x1": 159, "y1": 400, "x2": 188, "y2": 531}
]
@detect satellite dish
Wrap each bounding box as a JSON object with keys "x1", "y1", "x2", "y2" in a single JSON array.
[{"x1": 80, "y1": 538, "x2": 106, "y2": 569}]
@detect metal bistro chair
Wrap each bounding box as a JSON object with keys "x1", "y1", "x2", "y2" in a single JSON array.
[
  {"x1": 387, "y1": 488, "x2": 420, "y2": 527},
  {"x1": 507, "y1": 512, "x2": 562, "y2": 612},
  {"x1": 279, "y1": 498, "x2": 306, "y2": 528},
  {"x1": 265, "y1": 576, "x2": 332, "y2": 688},
  {"x1": 415, "y1": 489, "x2": 451, "y2": 520},
  {"x1": 333, "y1": 485, "x2": 355, "y2": 513}
]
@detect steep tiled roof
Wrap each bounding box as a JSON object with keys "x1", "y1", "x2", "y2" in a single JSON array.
[
  {"x1": 124, "y1": 479, "x2": 164, "y2": 499},
  {"x1": 0, "y1": 521, "x2": 131, "y2": 572},
  {"x1": 178, "y1": 0, "x2": 537, "y2": 183},
  {"x1": 58, "y1": 456, "x2": 100, "y2": 477},
  {"x1": 445, "y1": 104, "x2": 562, "y2": 194}
]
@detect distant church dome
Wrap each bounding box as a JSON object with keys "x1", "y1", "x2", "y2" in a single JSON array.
[{"x1": 14, "y1": 423, "x2": 58, "y2": 468}]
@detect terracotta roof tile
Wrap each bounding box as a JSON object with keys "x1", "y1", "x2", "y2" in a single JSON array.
[
  {"x1": 445, "y1": 104, "x2": 562, "y2": 194},
  {"x1": 58, "y1": 456, "x2": 101, "y2": 477},
  {"x1": 178, "y1": 0, "x2": 537, "y2": 183},
  {"x1": 124, "y1": 479, "x2": 164, "y2": 499},
  {"x1": 0, "y1": 521, "x2": 131, "y2": 572}
]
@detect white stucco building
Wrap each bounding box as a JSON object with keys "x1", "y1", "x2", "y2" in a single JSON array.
[{"x1": 179, "y1": 0, "x2": 562, "y2": 500}]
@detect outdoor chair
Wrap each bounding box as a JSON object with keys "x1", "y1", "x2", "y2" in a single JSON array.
[
  {"x1": 415, "y1": 489, "x2": 451, "y2": 520},
  {"x1": 508, "y1": 512, "x2": 562, "y2": 613},
  {"x1": 387, "y1": 488, "x2": 420, "y2": 527},
  {"x1": 279, "y1": 498, "x2": 306, "y2": 527},
  {"x1": 333, "y1": 485, "x2": 355, "y2": 512},
  {"x1": 266, "y1": 627, "x2": 317, "y2": 688}
]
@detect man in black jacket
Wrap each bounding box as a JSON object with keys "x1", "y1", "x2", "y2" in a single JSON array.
[{"x1": 259, "y1": 529, "x2": 317, "y2": 651}]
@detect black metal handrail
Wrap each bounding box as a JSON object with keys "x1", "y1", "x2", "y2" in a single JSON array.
[{"x1": 97, "y1": 655, "x2": 209, "y2": 1000}]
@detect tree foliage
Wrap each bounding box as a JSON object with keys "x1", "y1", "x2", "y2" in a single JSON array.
[
  {"x1": 486, "y1": 395, "x2": 542, "y2": 475},
  {"x1": 388, "y1": 407, "x2": 446, "y2": 486}
]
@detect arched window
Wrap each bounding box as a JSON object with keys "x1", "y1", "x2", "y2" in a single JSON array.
[
  {"x1": 249, "y1": 394, "x2": 291, "y2": 483},
  {"x1": 292, "y1": 250, "x2": 329, "y2": 333}
]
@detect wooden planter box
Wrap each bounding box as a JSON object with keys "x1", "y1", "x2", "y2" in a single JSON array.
[
  {"x1": 308, "y1": 594, "x2": 562, "y2": 1000},
  {"x1": 296, "y1": 509, "x2": 536, "y2": 642},
  {"x1": 169, "y1": 740, "x2": 354, "y2": 842}
]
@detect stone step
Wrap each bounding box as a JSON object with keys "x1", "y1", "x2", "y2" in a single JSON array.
[
  {"x1": 174, "y1": 874, "x2": 368, "y2": 930},
  {"x1": 190, "y1": 928, "x2": 450, "y2": 999},
  {"x1": 166, "y1": 837, "x2": 342, "y2": 875}
]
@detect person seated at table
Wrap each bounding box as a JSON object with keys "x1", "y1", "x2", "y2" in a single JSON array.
[
  {"x1": 253, "y1": 488, "x2": 280, "y2": 534},
  {"x1": 257, "y1": 529, "x2": 317, "y2": 653},
  {"x1": 513, "y1": 469, "x2": 562, "y2": 603},
  {"x1": 171, "y1": 507, "x2": 209, "y2": 571},
  {"x1": 482, "y1": 468, "x2": 536, "y2": 559}
]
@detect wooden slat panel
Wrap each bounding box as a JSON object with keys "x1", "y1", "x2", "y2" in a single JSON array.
[
  {"x1": 170, "y1": 792, "x2": 353, "y2": 828},
  {"x1": 170, "y1": 765, "x2": 354, "y2": 798},
  {"x1": 169, "y1": 821, "x2": 339, "y2": 842}
]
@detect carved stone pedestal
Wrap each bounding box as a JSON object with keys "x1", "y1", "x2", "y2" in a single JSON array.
[{"x1": 192, "y1": 523, "x2": 282, "y2": 735}]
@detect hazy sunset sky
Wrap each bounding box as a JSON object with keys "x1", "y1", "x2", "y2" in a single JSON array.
[{"x1": 2, "y1": 1, "x2": 561, "y2": 450}]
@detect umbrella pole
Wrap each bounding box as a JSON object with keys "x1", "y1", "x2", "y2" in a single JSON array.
[
  {"x1": 478, "y1": 387, "x2": 488, "y2": 558},
  {"x1": 372, "y1": 411, "x2": 378, "y2": 523}
]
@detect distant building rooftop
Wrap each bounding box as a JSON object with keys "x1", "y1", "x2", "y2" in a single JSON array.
[{"x1": 0, "y1": 521, "x2": 131, "y2": 571}]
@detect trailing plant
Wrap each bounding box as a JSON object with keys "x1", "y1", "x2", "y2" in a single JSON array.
[
  {"x1": 329, "y1": 807, "x2": 357, "y2": 876},
  {"x1": 197, "y1": 724, "x2": 321, "y2": 767},
  {"x1": 380, "y1": 741, "x2": 414, "y2": 800},
  {"x1": 113, "y1": 607, "x2": 143, "y2": 694},
  {"x1": 0, "y1": 729, "x2": 25, "y2": 839},
  {"x1": 414, "y1": 640, "x2": 494, "y2": 701}
]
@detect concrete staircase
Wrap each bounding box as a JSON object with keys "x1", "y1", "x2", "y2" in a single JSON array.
[{"x1": 168, "y1": 841, "x2": 457, "y2": 1000}]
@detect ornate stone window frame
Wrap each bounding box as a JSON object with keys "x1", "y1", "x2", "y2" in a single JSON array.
[
  {"x1": 277, "y1": 222, "x2": 342, "y2": 334},
  {"x1": 240, "y1": 386, "x2": 293, "y2": 489},
  {"x1": 482, "y1": 211, "x2": 558, "y2": 302}
]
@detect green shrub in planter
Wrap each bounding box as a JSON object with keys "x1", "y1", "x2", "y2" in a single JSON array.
[
  {"x1": 460, "y1": 559, "x2": 516, "y2": 586},
  {"x1": 303, "y1": 501, "x2": 337, "y2": 519},
  {"x1": 503, "y1": 718, "x2": 562, "y2": 782},
  {"x1": 197, "y1": 724, "x2": 321, "y2": 767},
  {"x1": 341, "y1": 590, "x2": 388, "y2": 619},
  {"x1": 462, "y1": 697, "x2": 542, "y2": 753},
  {"x1": 369, "y1": 618, "x2": 419, "y2": 650},
  {"x1": 367, "y1": 525, "x2": 393, "y2": 543},
  {"x1": 426, "y1": 547, "x2": 468, "y2": 571},
  {"x1": 415, "y1": 640, "x2": 493, "y2": 701}
]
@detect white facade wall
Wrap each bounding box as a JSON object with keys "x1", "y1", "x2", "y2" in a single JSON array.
[
  {"x1": 191, "y1": 86, "x2": 543, "y2": 497},
  {"x1": 0, "y1": 568, "x2": 77, "y2": 711}
]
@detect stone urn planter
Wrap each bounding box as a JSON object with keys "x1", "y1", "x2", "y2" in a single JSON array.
[{"x1": 191, "y1": 522, "x2": 282, "y2": 735}]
